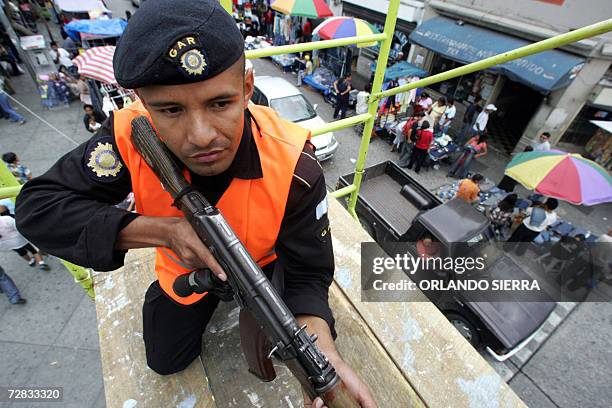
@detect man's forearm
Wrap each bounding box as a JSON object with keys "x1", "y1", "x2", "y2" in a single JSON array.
[
  {"x1": 296, "y1": 315, "x2": 341, "y2": 364},
  {"x1": 115, "y1": 215, "x2": 179, "y2": 250}
]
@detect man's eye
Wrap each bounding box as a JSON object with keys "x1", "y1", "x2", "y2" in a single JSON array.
[
  {"x1": 162, "y1": 107, "x2": 182, "y2": 115},
  {"x1": 213, "y1": 101, "x2": 230, "y2": 109}
]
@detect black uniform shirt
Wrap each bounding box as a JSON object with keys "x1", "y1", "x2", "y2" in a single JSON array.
[{"x1": 15, "y1": 110, "x2": 336, "y2": 334}]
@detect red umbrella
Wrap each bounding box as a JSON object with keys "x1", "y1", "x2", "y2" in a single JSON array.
[{"x1": 73, "y1": 46, "x2": 116, "y2": 84}]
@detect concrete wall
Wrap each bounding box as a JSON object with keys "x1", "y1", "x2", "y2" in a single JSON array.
[
  {"x1": 435, "y1": 0, "x2": 612, "y2": 34},
  {"x1": 411, "y1": 0, "x2": 612, "y2": 151},
  {"x1": 516, "y1": 58, "x2": 612, "y2": 151},
  {"x1": 341, "y1": 0, "x2": 425, "y2": 24}
]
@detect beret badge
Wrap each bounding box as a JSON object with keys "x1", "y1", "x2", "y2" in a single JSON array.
[{"x1": 167, "y1": 35, "x2": 209, "y2": 78}]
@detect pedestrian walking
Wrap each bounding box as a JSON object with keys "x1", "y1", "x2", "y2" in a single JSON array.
[
  {"x1": 406, "y1": 120, "x2": 433, "y2": 174},
  {"x1": 2, "y1": 152, "x2": 32, "y2": 184},
  {"x1": 0, "y1": 211, "x2": 50, "y2": 270},
  {"x1": 0, "y1": 77, "x2": 25, "y2": 124},
  {"x1": 398, "y1": 111, "x2": 425, "y2": 167},
  {"x1": 447, "y1": 132, "x2": 488, "y2": 179},
  {"x1": 531, "y1": 132, "x2": 551, "y2": 151},
  {"x1": 333, "y1": 74, "x2": 351, "y2": 120},
  {"x1": 49, "y1": 41, "x2": 78, "y2": 76},
  {"x1": 428, "y1": 96, "x2": 446, "y2": 133},
  {"x1": 439, "y1": 97, "x2": 456, "y2": 136},
  {"x1": 414, "y1": 92, "x2": 432, "y2": 114},
  {"x1": 0, "y1": 266, "x2": 26, "y2": 305},
  {"x1": 457, "y1": 97, "x2": 483, "y2": 145},
  {"x1": 471, "y1": 104, "x2": 496, "y2": 139}
]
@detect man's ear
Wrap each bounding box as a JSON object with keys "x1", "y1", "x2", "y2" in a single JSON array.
[{"x1": 243, "y1": 67, "x2": 254, "y2": 110}]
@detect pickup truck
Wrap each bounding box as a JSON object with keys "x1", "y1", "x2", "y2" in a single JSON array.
[{"x1": 337, "y1": 160, "x2": 556, "y2": 361}]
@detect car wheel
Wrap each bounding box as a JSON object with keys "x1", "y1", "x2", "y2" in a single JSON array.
[{"x1": 445, "y1": 312, "x2": 480, "y2": 348}]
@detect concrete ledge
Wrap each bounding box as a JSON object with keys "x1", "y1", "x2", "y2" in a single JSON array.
[
  {"x1": 94, "y1": 250, "x2": 215, "y2": 408},
  {"x1": 95, "y1": 199, "x2": 525, "y2": 407}
]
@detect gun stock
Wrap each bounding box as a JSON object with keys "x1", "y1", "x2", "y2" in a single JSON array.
[{"x1": 239, "y1": 310, "x2": 276, "y2": 382}]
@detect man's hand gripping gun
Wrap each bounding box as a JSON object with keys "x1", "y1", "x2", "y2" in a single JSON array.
[{"x1": 130, "y1": 116, "x2": 359, "y2": 407}]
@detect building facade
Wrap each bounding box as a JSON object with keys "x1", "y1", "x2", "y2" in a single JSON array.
[{"x1": 405, "y1": 0, "x2": 612, "y2": 154}]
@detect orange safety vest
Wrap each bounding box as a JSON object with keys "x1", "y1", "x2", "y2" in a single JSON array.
[{"x1": 114, "y1": 100, "x2": 310, "y2": 305}]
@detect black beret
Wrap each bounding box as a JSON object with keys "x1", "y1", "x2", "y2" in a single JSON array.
[{"x1": 113, "y1": 0, "x2": 245, "y2": 89}]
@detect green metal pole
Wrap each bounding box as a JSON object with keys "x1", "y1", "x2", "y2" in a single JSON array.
[
  {"x1": 310, "y1": 113, "x2": 372, "y2": 136},
  {"x1": 375, "y1": 18, "x2": 612, "y2": 100},
  {"x1": 220, "y1": 0, "x2": 232, "y2": 14},
  {"x1": 0, "y1": 186, "x2": 22, "y2": 199},
  {"x1": 345, "y1": 0, "x2": 400, "y2": 219},
  {"x1": 246, "y1": 33, "x2": 387, "y2": 59}
]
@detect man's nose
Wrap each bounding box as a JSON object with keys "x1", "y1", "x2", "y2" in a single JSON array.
[{"x1": 185, "y1": 111, "x2": 217, "y2": 147}]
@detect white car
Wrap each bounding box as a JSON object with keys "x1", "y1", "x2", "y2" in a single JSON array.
[{"x1": 251, "y1": 76, "x2": 339, "y2": 161}]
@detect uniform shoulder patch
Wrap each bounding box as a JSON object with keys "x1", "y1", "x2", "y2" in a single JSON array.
[
  {"x1": 85, "y1": 136, "x2": 125, "y2": 182},
  {"x1": 293, "y1": 144, "x2": 322, "y2": 190}
]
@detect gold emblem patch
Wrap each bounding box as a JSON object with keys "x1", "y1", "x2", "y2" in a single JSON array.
[
  {"x1": 87, "y1": 142, "x2": 123, "y2": 178},
  {"x1": 180, "y1": 49, "x2": 207, "y2": 76}
]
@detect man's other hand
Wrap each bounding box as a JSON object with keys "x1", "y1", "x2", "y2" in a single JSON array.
[{"x1": 303, "y1": 358, "x2": 377, "y2": 408}]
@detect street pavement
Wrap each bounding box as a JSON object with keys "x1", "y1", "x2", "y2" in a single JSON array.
[{"x1": 0, "y1": 1, "x2": 611, "y2": 406}]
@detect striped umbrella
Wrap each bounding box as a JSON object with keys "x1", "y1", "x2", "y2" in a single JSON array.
[
  {"x1": 312, "y1": 17, "x2": 380, "y2": 47},
  {"x1": 73, "y1": 46, "x2": 116, "y2": 84},
  {"x1": 271, "y1": 0, "x2": 333, "y2": 18},
  {"x1": 504, "y1": 151, "x2": 612, "y2": 205}
]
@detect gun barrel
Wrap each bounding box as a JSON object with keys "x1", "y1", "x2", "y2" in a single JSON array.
[{"x1": 129, "y1": 116, "x2": 356, "y2": 406}]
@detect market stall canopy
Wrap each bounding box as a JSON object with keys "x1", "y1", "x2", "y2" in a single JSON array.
[
  {"x1": 370, "y1": 60, "x2": 428, "y2": 80},
  {"x1": 271, "y1": 0, "x2": 333, "y2": 18},
  {"x1": 54, "y1": 0, "x2": 110, "y2": 13},
  {"x1": 504, "y1": 151, "x2": 612, "y2": 206},
  {"x1": 73, "y1": 45, "x2": 116, "y2": 84},
  {"x1": 312, "y1": 17, "x2": 380, "y2": 47},
  {"x1": 64, "y1": 18, "x2": 127, "y2": 42},
  {"x1": 409, "y1": 17, "x2": 585, "y2": 93}
]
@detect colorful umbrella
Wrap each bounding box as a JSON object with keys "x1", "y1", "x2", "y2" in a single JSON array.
[
  {"x1": 504, "y1": 151, "x2": 612, "y2": 206},
  {"x1": 312, "y1": 17, "x2": 380, "y2": 47},
  {"x1": 73, "y1": 46, "x2": 116, "y2": 84},
  {"x1": 271, "y1": 0, "x2": 333, "y2": 18}
]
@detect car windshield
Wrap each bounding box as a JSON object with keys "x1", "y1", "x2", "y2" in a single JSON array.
[{"x1": 269, "y1": 95, "x2": 316, "y2": 122}]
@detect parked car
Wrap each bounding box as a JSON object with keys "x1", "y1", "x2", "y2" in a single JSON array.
[
  {"x1": 337, "y1": 161, "x2": 556, "y2": 361},
  {"x1": 251, "y1": 76, "x2": 339, "y2": 162}
]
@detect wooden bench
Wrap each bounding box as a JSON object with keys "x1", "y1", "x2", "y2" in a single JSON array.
[{"x1": 95, "y1": 199, "x2": 526, "y2": 407}]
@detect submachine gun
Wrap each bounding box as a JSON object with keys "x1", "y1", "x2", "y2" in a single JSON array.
[{"x1": 130, "y1": 116, "x2": 359, "y2": 407}]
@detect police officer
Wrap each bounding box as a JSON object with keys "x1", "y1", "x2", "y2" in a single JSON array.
[{"x1": 15, "y1": 1, "x2": 375, "y2": 407}]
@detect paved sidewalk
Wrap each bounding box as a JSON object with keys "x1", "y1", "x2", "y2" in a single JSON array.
[{"x1": 0, "y1": 74, "x2": 105, "y2": 408}]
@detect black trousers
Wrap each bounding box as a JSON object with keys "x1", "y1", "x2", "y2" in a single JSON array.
[
  {"x1": 334, "y1": 97, "x2": 349, "y2": 119},
  {"x1": 142, "y1": 280, "x2": 220, "y2": 375},
  {"x1": 506, "y1": 224, "x2": 541, "y2": 256},
  {"x1": 407, "y1": 147, "x2": 428, "y2": 173}
]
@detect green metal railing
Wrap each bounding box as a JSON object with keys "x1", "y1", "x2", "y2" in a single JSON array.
[{"x1": 0, "y1": 1, "x2": 609, "y2": 297}]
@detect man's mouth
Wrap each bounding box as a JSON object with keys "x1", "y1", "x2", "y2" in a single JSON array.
[{"x1": 190, "y1": 149, "x2": 225, "y2": 163}]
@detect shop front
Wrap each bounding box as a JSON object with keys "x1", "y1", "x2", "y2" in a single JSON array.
[
  {"x1": 409, "y1": 16, "x2": 585, "y2": 153},
  {"x1": 342, "y1": 0, "x2": 419, "y2": 81}
]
